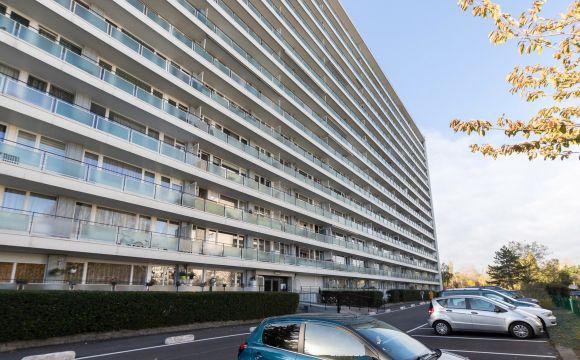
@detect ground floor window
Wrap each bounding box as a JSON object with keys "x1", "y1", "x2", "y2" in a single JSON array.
[
  {"x1": 150, "y1": 265, "x2": 175, "y2": 285},
  {"x1": 0, "y1": 262, "x2": 13, "y2": 282},
  {"x1": 15, "y1": 263, "x2": 45, "y2": 282},
  {"x1": 64, "y1": 262, "x2": 84, "y2": 283},
  {"x1": 86, "y1": 262, "x2": 131, "y2": 284}
]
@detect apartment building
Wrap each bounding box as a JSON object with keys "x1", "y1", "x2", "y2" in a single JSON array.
[{"x1": 0, "y1": 0, "x2": 441, "y2": 292}]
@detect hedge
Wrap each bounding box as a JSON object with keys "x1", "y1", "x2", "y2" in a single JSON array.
[
  {"x1": 320, "y1": 290, "x2": 383, "y2": 308},
  {"x1": 387, "y1": 289, "x2": 437, "y2": 303},
  {"x1": 0, "y1": 291, "x2": 299, "y2": 342}
]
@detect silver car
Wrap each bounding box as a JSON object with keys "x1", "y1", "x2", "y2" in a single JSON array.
[{"x1": 428, "y1": 295, "x2": 543, "y2": 339}]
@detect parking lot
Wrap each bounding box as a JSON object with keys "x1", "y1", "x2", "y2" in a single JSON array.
[
  {"x1": 3, "y1": 303, "x2": 559, "y2": 360},
  {"x1": 375, "y1": 304, "x2": 558, "y2": 360}
]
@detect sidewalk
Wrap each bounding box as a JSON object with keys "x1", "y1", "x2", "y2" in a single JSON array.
[{"x1": 299, "y1": 300, "x2": 429, "y2": 315}]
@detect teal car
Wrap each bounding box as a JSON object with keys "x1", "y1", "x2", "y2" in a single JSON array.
[{"x1": 238, "y1": 314, "x2": 466, "y2": 360}]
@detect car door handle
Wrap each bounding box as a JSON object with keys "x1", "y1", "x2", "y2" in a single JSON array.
[
  {"x1": 445, "y1": 309, "x2": 453, "y2": 312},
  {"x1": 471, "y1": 311, "x2": 478, "y2": 314}
]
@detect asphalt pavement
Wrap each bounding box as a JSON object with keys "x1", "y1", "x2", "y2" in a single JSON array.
[{"x1": 2, "y1": 303, "x2": 559, "y2": 360}]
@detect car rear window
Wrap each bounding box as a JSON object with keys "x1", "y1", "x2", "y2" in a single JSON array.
[{"x1": 262, "y1": 323, "x2": 300, "y2": 352}]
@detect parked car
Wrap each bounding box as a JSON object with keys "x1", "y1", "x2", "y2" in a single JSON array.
[
  {"x1": 440, "y1": 288, "x2": 556, "y2": 327},
  {"x1": 239, "y1": 313, "x2": 467, "y2": 360},
  {"x1": 466, "y1": 286, "x2": 539, "y2": 304},
  {"x1": 428, "y1": 295, "x2": 544, "y2": 339}
]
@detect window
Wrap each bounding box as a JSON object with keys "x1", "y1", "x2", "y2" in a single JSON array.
[
  {"x1": 0, "y1": 124, "x2": 5, "y2": 141},
  {"x1": 116, "y1": 68, "x2": 150, "y2": 92},
  {"x1": 40, "y1": 137, "x2": 65, "y2": 156},
  {"x1": 304, "y1": 323, "x2": 366, "y2": 359},
  {"x1": 2, "y1": 188, "x2": 26, "y2": 211},
  {"x1": 27, "y1": 76, "x2": 47, "y2": 92},
  {"x1": 440, "y1": 298, "x2": 467, "y2": 309},
  {"x1": 10, "y1": 11, "x2": 29, "y2": 27},
  {"x1": 86, "y1": 262, "x2": 131, "y2": 284},
  {"x1": 83, "y1": 152, "x2": 99, "y2": 168},
  {"x1": 0, "y1": 62, "x2": 19, "y2": 79},
  {"x1": 15, "y1": 263, "x2": 45, "y2": 282},
  {"x1": 39, "y1": 26, "x2": 57, "y2": 41},
  {"x1": 90, "y1": 102, "x2": 107, "y2": 117},
  {"x1": 102, "y1": 157, "x2": 141, "y2": 179},
  {"x1": 262, "y1": 323, "x2": 300, "y2": 352},
  {"x1": 0, "y1": 262, "x2": 12, "y2": 282},
  {"x1": 49, "y1": 85, "x2": 75, "y2": 103},
  {"x1": 28, "y1": 193, "x2": 57, "y2": 215},
  {"x1": 469, "y1": 298, "x2": 496, "y2": 312},
  {"x1": 95, "y1": 207, "x2": 136, "y2": 228},
  {"x1": 155, "y1": 219, "x2": 179, "y2": 236},
  {"x1": 74, "y1": 202, "x2": 92, "y2": 221},
  {"x1": 109, "y1": 111, "x2": 145, "y2": 133},
  {"x1": 59, "y1": 37, "x2": 82, "y2": 55}
]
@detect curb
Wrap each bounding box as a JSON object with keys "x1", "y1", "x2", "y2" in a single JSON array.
[
  {"x1": 21, "y1": 351, "x2": 76, "y2": 360},
  {"x1": 0, "y1": 319, "x2": 259, "y2": 352}
]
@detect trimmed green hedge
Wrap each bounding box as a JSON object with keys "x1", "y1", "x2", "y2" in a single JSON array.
[
  {"x1": 387, "y1": 289, "x2": 437, "y2": 303},
  {"x1": 320, "y1": 290, "x2": 383, "y2": 308},
  {"x1": 0, "y1": 291, "x2": 298, "y2": 342}
]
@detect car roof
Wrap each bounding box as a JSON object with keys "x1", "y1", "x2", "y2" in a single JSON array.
[{"x1": 261, "y1": 313, "x2": 375, "y2": 327}]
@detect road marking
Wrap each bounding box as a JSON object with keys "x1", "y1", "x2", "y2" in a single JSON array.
[
  {"x1": 441, "y1": 349, "x2": 557, "y2": 358},
  {"x1": 370, "y1": 303, "x2": 426, "y2": 316},
  {"x1": 406, "y1": 323, "x2": 429, "y2": 333},
  {"x1": 413, "y1": 334, "x2": 549, "y2": 342},
  {"x1": 75, "y1": 333, "x2": 250, "y2": 359}
]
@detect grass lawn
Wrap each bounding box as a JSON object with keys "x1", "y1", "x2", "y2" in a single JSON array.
[{"x1": 547, "y1": 307, "x2": 580, "y2": 357}]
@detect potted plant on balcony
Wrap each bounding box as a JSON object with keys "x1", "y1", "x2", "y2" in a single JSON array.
[
  {"x1": 109, "y1": 277, "x2": 118, "y2": 291},
  {"x1": 15, "y1": 279, "x2": 28, "y2": 291},
  {"x1": 48, "y1": 268, "x2": 64, "y2": 276},
  {"x1": 145, "y1": 278, "x2": 156, "y2": 291},
  {"x1": 179, "y1": 271, "x2": 188, "y2": 282}
]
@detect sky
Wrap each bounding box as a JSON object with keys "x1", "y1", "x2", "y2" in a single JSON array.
[{"x1": 340, "y1": 1, "x2": 580, "y2": 271}]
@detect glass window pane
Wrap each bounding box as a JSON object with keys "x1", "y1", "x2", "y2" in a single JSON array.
[
  {"x1": 103, "y1": 157, "x2": 141, "y2": 178},
  {"x1": 40, "y1": 137, "x2": 66, "y2": 157},
  {"x1": 17, "y1": 131, "x2": 36, "y2": 148},
  {"x1": 0, "y1": 124, "x2": 6, "y2": 141},
  {"x1": 49, "y1": 85, "x2": 75, "y2": 104},
  {"x1": 27, "y1": 76, "x2": 47, "y2": 92},
  {"x1": 262, "y1": 323, "x2": 299, "y2": 352},
  {"x1": 90, "y1": 102, "x2": 107, "y2": 117},
  {"x1": 304, "y1": 323, "x2": 366, "y2": 359},
  {"x1": 469, "y1": 298, "x2": 496, "y2": 312},
  {"x1": 28, "y1": 193, "x2": 57, "y2": 215},
  {"x1": 0, "y1": 61, "x2": 19, "y2": 79},
  {"x1": 74, "y1": 202, "x2": 92, "y2": 221},
  {"x1": 84, "y1": 152, "x2": 99, "y2": 167},
  {"x1": 15, "y1": 263, "x2": 45, "y2": 282},
  {"x1": 446, "y1": 298, "x2": 467, "y2": 309},
  {"x1": 59, "y1": 38, "x2": 82, "y2": 55},
  {"x1": 86, "y1": 262, "x2": 131, "y2": 284},
  {"x1": 2, "y1": 188, "x2": 26, "y2": 211},
  {"x1": 109, "y1": 111, "x2": 146, "y2": 134}
]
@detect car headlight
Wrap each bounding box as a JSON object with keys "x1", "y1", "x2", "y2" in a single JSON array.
[{"x1": 542, "y1": 311, "x2": 553, "y2": 316}]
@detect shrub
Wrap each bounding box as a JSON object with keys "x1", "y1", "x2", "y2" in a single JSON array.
[
  {"x1": 545, "y1": 284, "x2": 570, "y2": 298},
  {"x1": 320, "y1": 290, "x2": 383, "y2": 308},
  {"x1": 0, "y1": 291, "x2": 298, "y2": 342},
  {"x1": 387, "y1": 289, "x2": 436, "y2": 303}
]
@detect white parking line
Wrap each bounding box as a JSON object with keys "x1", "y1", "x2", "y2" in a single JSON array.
[
  {"x1": 413, "y1": 334, "x2": 549, "y2": 342},
  {"x1": 441, "y1": 349, "x2": 557, "y2": 358},
  {"x1": 75, "y1": 333, "x2": 250, "y2": 359},
  {"x1": 406, "y1": 323, "x2": 429, "y2": 333}
]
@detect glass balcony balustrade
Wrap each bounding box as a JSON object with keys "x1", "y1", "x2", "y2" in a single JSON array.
[
  {"x1": 112, "y1": 0, "x2": 433, "y2": 216},
  {"x1": 275, "y1": 0, "x2": 428, "y2": 174},
  {"x1": 0, "y1": 125, "x2": 436, "y2": 269},
  {"x1": 33, "y1": 3, "x2": 434, "y2": 226},
  {"x1": 218, "y1": 0, "x2": 430, "y2": 195},
  {"x1": 0, "y1": 207, "x2": 439, "y2": 283},
  {"x1": 0, "y1": 11, "x2": 436, "y2": 235},
  {"x1": 0, "y1": 70, "x2": 436, "y2": 261}
]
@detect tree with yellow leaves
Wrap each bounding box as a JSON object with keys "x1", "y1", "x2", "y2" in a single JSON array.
[{"x1": 450, "y1": 0, "x2": 579, "y2": 160}]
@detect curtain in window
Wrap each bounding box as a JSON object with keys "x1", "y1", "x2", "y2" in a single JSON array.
[
  {"x1": 0, "y1": 262, "x2": 13, "y2": 282},
  {"x1": 85, "y1": 262, "x2": 131, "y2": 284},
  {"x1": 102, "y1": 157, "x2": 142, "y2": 179},
  {"x1": 28, "y1": 193, "x2": 57, "y2": 215},
  {"x1": 15, "y1": 263, "x2": 45, "y2": 282},
  {"x1": 95, "y1": 207, "x2": 136, "y2": 228},
  {"x1": 39, "y1": 137, "x2": 66, "y2": 157}
]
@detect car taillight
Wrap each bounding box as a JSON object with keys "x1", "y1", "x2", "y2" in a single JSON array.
[
  {"x1": 428, "y1": 303, "x2": 434, "y2": 315},
  {"x1": 238, "y1": 340, "x2": 248, "y2": 357}
]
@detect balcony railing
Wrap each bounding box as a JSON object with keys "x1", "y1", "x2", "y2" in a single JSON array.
[
  {"x1": 115, "y1": 0, "x2": 434, "y2": 215},
  {"x1": 10, "y1": 5, "x2": 434, "y2": 233},
  {"x1": 0, "y1": 207, "x2": 439, "y2": 283},
  {"x1": 0, "y1": 131, "x2": 437, "y2": 268},
  {"x1": 0, "y1": 17, "x2": 437, "y2": 247}
]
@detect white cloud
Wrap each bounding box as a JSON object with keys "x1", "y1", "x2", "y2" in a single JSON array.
[{"x1": 425, "y1": 131, "x2": 580, "y2": 272}]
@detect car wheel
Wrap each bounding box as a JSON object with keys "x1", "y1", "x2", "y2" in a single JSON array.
[
  {"x1": 433, "y1": 320, "x2": 451, "y2": 336},
  {"x1": 510, "y1": 322, "x2": 533, "y2": 339}
]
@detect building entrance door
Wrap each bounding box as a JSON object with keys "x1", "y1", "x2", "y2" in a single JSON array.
[{"x1": 263, "y1": 276, "x2": 287, "y2": 292}]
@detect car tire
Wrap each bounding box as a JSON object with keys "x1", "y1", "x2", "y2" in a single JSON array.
[
  {"x1": 509, "y1": 322, "x2": 533, "y2": 339},
  {"x1": 433, "y1": 320, "x2": 451, "y2": 336}
]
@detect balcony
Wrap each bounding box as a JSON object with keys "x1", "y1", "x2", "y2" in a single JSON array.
[
  {"x1": 0, "y1": 55, "x2": 436, "y2": 252},
  {"x1": 0, "y1": 207, "x2": 439, "y2": 284}
]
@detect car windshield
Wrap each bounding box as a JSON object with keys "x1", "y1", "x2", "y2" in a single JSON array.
[
  {"x1": 490, "y1": 298, "x2": 516, "y2": 310},
  {"x1": 351, "y1": 319, "x2": 434, "y2": 360},
  {"x1": 497, "y1": 290, "x2": 516, "y2": 298}
]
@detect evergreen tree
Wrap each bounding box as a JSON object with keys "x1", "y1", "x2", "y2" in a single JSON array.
[{"x1": 487, "y1": 245, "x2": 524, "y2": 289}]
